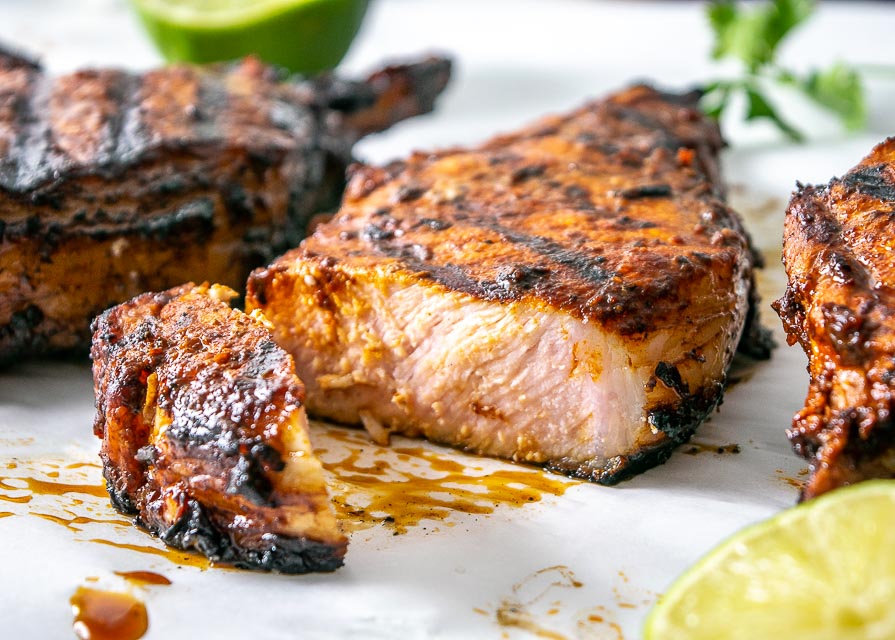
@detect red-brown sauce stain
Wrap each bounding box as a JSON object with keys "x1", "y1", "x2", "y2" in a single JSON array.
[
  {"x1": 0, "y1": 459, "x2": 220, "y2": 568},
  {"x1": 775, "y1": 468, "x2": 804, "y2": 490},
  {"x1": 70, "y1": 587, "x2": 148, "y2": 640},
  {"x1": 0, "y1": 460, "x2": 135, "y2": 534},
  {"x1": 0, "y1": 460, "x2": 105, "y2": 507},
  {"x1": 114, "y1": 571, "x2": 172, "y2": 586},
  {"x1": 315, "y1": 427, "x2": 573, "y2": 534},
  {"x1": 33, "y1": 512, "x2": 132, "y2": 531},
  {"x1": 486, "y1": 565, "x2": 583, "y2": 639},
  {"x1": 89, "y1": 539, "x2": 215, "y2": 570}
]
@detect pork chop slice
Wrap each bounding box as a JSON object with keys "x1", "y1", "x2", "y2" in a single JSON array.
[
  {"x1": 774, "y1": 137, "x2": 895, "y2": 499},
  {"x1": 91, "y1": 283, "x2": 346, "y2": 572},
  {"x1": 247, "y1": 85, "x2": 769, "y2": 484}
]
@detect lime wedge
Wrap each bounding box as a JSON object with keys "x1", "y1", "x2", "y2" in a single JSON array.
[
  {"x1": 131, "y1": 0, "x2": 369, "y2": 74},
  {"x1": 644, "y1": 480, "x2": 895, "y2": 639}
]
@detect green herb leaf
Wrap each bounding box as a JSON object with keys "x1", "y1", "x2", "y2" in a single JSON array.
[
  {"x1": 802, "y1": 62, "x2": 866, "y2": 131},
  {"x1": 704, "y1": 0, "x2": 875, "y2": 140},
  {"x1": 700, "y1": 84, "x2": 733, "y2": 120},
  {"x1": 707, "y1": 1, "x2": 738, "y2": 61},
  {"x1": 744, "y1": 86, "x2": 804, "y2": 141},
  {"x1": 707, "y1": 0, "x2": 814, "y2": 72}
]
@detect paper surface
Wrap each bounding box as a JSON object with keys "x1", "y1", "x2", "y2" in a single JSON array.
[{"x1": 1, "y1": 1, "x2": 893, "y2": 637}]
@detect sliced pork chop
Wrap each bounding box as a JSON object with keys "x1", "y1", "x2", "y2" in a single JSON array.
[
  {"x1": 247, "y1": 85, "x2": 769, "y2": 484},
  {"x1": 91, "y1": 283, "x2": 346, "y2": 572},
  {"x1": 774, "y1": 137, "x2": 895, "y2": 499}
]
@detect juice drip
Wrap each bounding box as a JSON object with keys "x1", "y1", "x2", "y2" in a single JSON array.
[
  {"x1": 316, "y1": 426, "x2": 572, "y2": 534},
  {"x1": 70, "y1": 587, "x2": 148, "y2": 640}
]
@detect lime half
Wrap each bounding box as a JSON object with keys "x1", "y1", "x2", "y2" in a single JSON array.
[
  {"x1": 644, "y1": 480, "x2": 895, "y2": 640},
  {"x1": 132, "y1": 0, "x2": 369, "y2": 74}
]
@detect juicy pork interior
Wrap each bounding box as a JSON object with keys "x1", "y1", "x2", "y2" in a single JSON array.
[
  {"x1": 91, "y1": 283, "x2": 346, "y2": 572},
  {"x1": 774, "y1": 137, "x2": 895, "y2": 499},
  {"x1": 247, "y1": 85, "x2": 770, "y2": 484},
  {"x1": 0, "y1": 47, "x2": 450, "y2": 363}
]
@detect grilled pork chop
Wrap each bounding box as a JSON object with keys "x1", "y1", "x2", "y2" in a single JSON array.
[
  {"x1": 247, "y1": 85, "x2": 769, "y2": 484},
  {"x1": 774, "y1": 138, "x2": 895, "y2": 499},
  {"x1": 0, "y1": 48, "x2": 450, "y2": 363},
  {"x1": 91, "y1": 283, "x2": 346, "y2": 572}
]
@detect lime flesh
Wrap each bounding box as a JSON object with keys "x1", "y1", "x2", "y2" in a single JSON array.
[
  {"x1": 644, "y1": 480, "x2": 895, "y2": 640},
  {"x1": 132, "y1": 0, "x2": 369, "y2": 74}
]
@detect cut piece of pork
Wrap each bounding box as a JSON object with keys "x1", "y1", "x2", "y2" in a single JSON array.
[
  {"x1": 247, "y1": 84, "x2": 769, "y2": 484},
  {"x1": 91, "y1": 283, "x2": 346, "y2": 572}
]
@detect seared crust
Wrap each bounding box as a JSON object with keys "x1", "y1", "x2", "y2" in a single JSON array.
[
  {"x1": 0, "y1": 51, "x2": 451, "y2": 362},
  {"x1": 774, "y1": 137, "x2": 895, "y2": 499},
  {"x1": 91, "y1": 284, "x2": 346, "y2": 572},
  {"x1": 289, "y1": 85, "x2": 752, "y2": 337},
  {"x1": 249, "y1": 85, "x2": 768, "y2": 482}
]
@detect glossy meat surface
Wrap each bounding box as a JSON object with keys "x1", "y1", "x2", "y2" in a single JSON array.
[
  {"x1": 248, "y1": 85, "x2": 768, "y2": 484},
  {"x1": 0, "y1": 49, "x2": 450, "y2": 362},
  {"x1": 774, "y1": 137, "x2": 895, "y2": 499},
  {"x1": 91, "y1": 283, "x2": 346, "y2": 572}
]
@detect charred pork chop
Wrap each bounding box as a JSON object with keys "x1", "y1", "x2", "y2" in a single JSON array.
[
  {"x1": 774, "y1": 138, "x2": 895, "y2": 499},
  {"x1": 247, "y1": 85, "x2": 769, "y2": 484},
  {"x1": 91, "y1": 283, "x2": 346, "y2": 572},
  {"x1": 0, "y1": 48, "x2": 450, "y2": 363}
]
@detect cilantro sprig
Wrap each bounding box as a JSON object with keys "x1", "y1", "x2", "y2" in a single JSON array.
[{"x1": 702, "y1": 0, "x2": 866, "y2": 141}]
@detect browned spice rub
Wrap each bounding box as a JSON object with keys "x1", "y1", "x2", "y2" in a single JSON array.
[
  {"x1": 91, "y1": 283, "x2": 346, "y2": 572},
  {"x1": 0, "y1": 48, "x2": 450, "y2": 363},
  {"x1": 775, "y1": 137, "x2": 895, "y2": 499},
  {"x1": 248, "y1": 85, "x2": 770, "y2": 485}
]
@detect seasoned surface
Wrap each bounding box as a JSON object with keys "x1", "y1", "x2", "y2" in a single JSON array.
[
  {"x1": 0, "y1": 50, "x2": 450, "y2": 362},
  {"x1": 248, "y1": 85, "x2": 768, "y2": 483},
  {"x1": 774, "y1": 137, "x2": 895, "y2": 499},
  {"x1": 91, "y1": 283, "x2": 346, "y2": 572}
]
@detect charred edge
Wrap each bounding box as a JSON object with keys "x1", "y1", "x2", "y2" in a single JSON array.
[
  {"x1": 648, "y1": 381, "x2": 725, "y2": 443},
  {"x1": 0, "y1": 305, "x2": 46, "y2": 365},
  {"x1": 654, "y1": 361, "x2": 689, "y2": 397},
  {"x1": 546, "y1": 440, "x2": 678, "y2": 486},
  {"x1": 546, "y1": 382, "x2": 725, "y2": 485},
  {"x1": 102, "y1": 471, "x2": 138, "y2": 515},
  {"x1": 843, "y1": 164, "x2": 895, "y2": 201},
  {"x1": 154, "y1": 498, "x2": 344, "y2": 574}
]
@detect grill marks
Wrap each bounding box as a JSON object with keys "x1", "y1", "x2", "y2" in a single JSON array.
[
  {"x1": 49, "y1": 70, "x2": 126, "y2": 167},
  {"x1": 0, "y1": 51, "x2": 452, "y2": 361},
  {"x1": 315, "y1": 85, "x2": 745, "y2": 336},
  {"x1": 0, "y1": 59, "x2": 317, "y2": 197}
]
